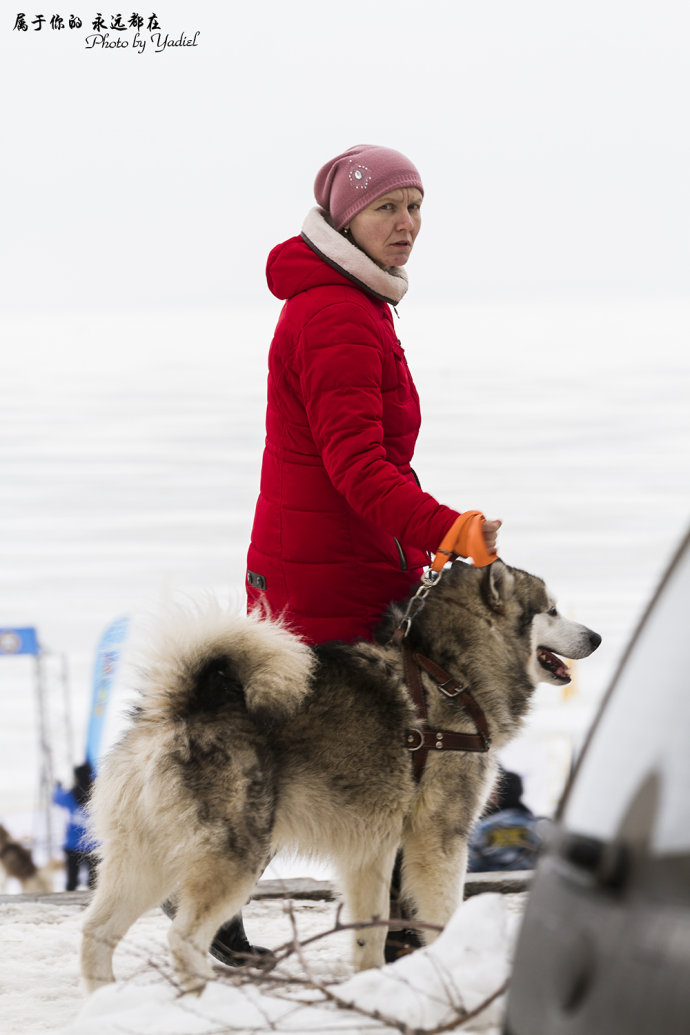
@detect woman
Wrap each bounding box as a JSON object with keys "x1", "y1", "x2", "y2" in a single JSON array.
[
  {"x1": 213, "y1": 146, "x2": 501, "y2": 967},
  {"x1": 247, "y1": 144, "x2": 501, "y2": 643}
]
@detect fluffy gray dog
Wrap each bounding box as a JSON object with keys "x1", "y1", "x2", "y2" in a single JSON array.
[{"x1": 81, "y1": 559, "x2": 600, "y2": 993}]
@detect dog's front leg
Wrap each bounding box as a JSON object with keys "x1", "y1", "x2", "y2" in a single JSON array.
[
  {"x1": 339, "y1": 847, "x2": 398, "y2": 971},
  {"x1": 402, "y1": 835, "x2": 468, "y2": 941}
]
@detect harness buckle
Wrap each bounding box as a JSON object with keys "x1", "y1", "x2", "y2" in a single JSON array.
[
  {"x1": 437, "y1": 678, "x2": 463, "y2": 698},
  {"x1": 406, "y1": 728, "x2": 425, "y2": 751}
]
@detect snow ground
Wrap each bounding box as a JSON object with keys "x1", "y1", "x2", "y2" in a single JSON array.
[{"x1": 0, "y1": 890, "x2": 524, "y2": 1035}]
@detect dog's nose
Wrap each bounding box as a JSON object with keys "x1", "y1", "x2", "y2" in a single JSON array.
[{"x1": 589, "y1": 631, "x2": 602, "y2": 652}]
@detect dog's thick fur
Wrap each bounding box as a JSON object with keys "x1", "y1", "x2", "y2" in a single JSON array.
[
  {"x1": 0, "y1": 824, "x2": 53, "y2": 894},
  {"x1": 81, "y1": 560, "x2": 600, "y2": 993}
]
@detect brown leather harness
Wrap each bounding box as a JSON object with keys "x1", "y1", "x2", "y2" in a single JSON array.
[{"x1": 392, "y1": 574, "x2": 492, "y2": 781}]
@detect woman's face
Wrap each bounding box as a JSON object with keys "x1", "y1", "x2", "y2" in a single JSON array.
[{"x1": 346, "y1": 187, "x2": 422, "y2": 268}]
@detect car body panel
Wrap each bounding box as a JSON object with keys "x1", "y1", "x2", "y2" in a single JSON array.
[{"x1": 505, "y1": 528, "x2": 690, "y2": 1035}]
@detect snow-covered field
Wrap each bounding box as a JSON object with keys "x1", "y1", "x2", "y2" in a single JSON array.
[
  {"x1": 1, "y1": 300, "x2": 688, "y2": 1032},
  {"x1": 1, "y1": 890, "x2": 524, "y2": 1035}
]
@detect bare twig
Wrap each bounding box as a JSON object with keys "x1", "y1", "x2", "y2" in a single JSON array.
[
  {"x1": 87, "y1": 903, "x2": 511, "y2": 1034},
  {"x1": 229, "y1": 903, "x2": 509, "y2": 1035},
  {"x1": 260, "y1": 905, "x2": 443, "y2": 974}
]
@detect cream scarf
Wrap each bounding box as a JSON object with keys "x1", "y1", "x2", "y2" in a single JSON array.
[{"x1": 301, "y1": 207, "x2": 409, "y2": 306}]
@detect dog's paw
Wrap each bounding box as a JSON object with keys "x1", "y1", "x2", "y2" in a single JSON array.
[
  {"x1": 169, "y1": 930, "x2": 214, "y2": 995},
  {"x1": 82, "y1": 974, "x2": 114, "y2": 995},
  {"x1": 177, "y1": 974, "x2": 208, "y2": 996}
]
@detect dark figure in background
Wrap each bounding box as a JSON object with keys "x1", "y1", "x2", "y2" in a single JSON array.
[
  {"x1": 53, "y1": 762, "x2": 97, "y2": 891},
  {"x1": 467, "y1": 768, "x2": 542, "y2": 873}
]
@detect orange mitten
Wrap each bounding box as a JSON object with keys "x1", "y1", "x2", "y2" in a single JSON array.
[{"x1": 431, "y1": 511, "x2": 497, "y2": 572}]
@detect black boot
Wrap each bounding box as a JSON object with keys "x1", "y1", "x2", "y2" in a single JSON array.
[
  {"x1": 384, "y1": 852, "x2": 423, "y2": 963},
  {"x1": 208, "y1": 913, "x2": 270, "y2": 967},
  {"x1": 161, "y1": 899, "x2": 269, "y2": 968}
]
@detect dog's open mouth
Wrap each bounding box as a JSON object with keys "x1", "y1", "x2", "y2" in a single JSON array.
[{"x1": 537, "y1": 647, "x2": 570, "y2": 683}]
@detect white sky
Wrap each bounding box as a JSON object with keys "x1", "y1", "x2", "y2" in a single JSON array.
[{"x1": 1, "y1": 0, "x2": 688, "y2": 313}]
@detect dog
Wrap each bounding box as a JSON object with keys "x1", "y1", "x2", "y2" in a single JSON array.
[
  {"x1": 0, "y1": 823, "x2": 54, "y2": 894},
  {"x1": 81, "y1": 559, "x2": 600, "y2": 993}
]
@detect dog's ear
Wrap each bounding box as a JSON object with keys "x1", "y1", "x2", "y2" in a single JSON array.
[{"x1": 484, "y1": 560, "x2": 515, "y2": 611}]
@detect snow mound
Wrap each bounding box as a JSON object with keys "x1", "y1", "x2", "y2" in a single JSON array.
[{"x1": 61, "y1": 893, "x2": 520, "y2": 1035}]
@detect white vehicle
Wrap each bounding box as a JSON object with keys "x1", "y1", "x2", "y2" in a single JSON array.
[{"x1": 505, "y1": 527, "x2": 690, "y2": 1035}]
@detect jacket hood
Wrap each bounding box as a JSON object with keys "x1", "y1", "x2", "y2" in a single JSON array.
[{"x1": 266, "y1": 208, "x2": 409, "y2": 306}]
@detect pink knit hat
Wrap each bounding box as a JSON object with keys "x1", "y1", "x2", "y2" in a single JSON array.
[{"x1": 314, "y1": 145, "x2": 424, "y2": 231}]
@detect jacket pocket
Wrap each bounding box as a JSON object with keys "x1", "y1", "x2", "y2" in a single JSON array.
[
  {"x1": 390, "y1": 342, "x2": 412, "y2": 401},
  {"x1": 393, "y1": 536, "x2": 408, "y2": 571}
]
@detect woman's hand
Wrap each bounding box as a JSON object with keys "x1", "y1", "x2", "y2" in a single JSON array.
[
  {"x1": 432, "y1": 512, "x2": 502, "y2": 571},
  {"x1": 482, "y1": 519, "x2": 502, "y2": 555}
]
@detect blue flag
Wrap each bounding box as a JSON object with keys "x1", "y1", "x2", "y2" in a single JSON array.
[
  {"x1": 0, "y1": 627, "x2": 40, "y2": 656},
  {"x1": 85, "y1": 616, "x2": 130, "y2": 768}
]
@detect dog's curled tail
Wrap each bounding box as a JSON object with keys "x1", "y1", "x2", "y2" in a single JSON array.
[{"x1": 132, "y1": 601, "x2": 315, "y2": 722}]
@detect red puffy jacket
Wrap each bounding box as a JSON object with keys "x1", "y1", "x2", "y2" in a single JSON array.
[{"x1": 246, "y1": 215, "x2": 459, "y2": 643}]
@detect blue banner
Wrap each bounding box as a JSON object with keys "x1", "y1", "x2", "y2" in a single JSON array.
[
  {"x1": 85, "y1": 615, "x2": 130, "y2": 768},
  {"x1": 0, "y1": 627, "x2": 40, "y2": 656}
]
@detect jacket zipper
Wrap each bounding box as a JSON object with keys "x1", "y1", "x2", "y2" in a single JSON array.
[{"x1": 393, "y1": 537, "x2": 408, "y2": 571}]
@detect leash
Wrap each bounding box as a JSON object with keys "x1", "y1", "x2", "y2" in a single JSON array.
[{"x1": 393, "y1": 568, "x2": 491, "y2": 781}]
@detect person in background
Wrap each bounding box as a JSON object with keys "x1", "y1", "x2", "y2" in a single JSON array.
[
  {"x1": 53, "y1": 762, "x2": 97, "y2": 891},
  {"x1": 468, "y1": 768, "x2": 542, "y2": 873}
]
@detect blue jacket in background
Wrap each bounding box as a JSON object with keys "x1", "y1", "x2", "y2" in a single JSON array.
[{"x1": 52, "y1": 786, "x2": 97, "y2": 853}]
